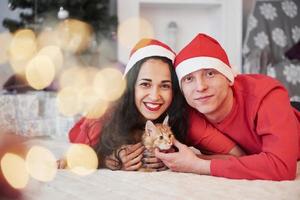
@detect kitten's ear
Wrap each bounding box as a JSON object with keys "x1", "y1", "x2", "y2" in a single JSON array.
[
  {"x1": 163, "y1": 115, "x2": 169, "y2": 126},
  {"x1": 145, "y1": 120, "x2": 156, "y2": 136}
]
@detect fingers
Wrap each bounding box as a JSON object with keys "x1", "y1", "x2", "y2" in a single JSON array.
[
  {"x1": 173, "y1": 138, "x2": 185, "y2": 149},
  {"x1": 120, "y1": 145, "x2": 145, "y2": 164},
  {"x1": 57, "y1": 159, "x2": 67, "y2": 169},
  {"x1": 122, "y1": 153, "x2": 143, "y2": 169},
  {"x1": 125, "y1": 142, "x2": 143, "y2": 154},
  {"x1": 105, "y1": 157, "x2": 120, "y2": 170},
  {"x1": 154, "y1": 148, "x2": 171, "y2": 161}
]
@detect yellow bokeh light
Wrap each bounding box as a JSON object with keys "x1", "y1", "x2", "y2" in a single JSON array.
[
  {"x1": 57, "y1": 86, "x2": 82, "y2": 117},
  {"x1": 117, "y1": 17, "x2": 154, "y2": 49},
  {"x1": 56, "y1": 19, "x2": 93, "y2": 53},
  {"x1": 59, "y1": 66, "x2": 98, "y2": 90},
  {"x1": 37, "y1": 28, "x2": 61, "y2": 48},
  {"x1": 25, "y1": 146, "x2": 57, "y2": 182},
  {"x1": 1, "y1": 153, "x2": 29, "y2": 189},
  {"x1": 25, "y1": 55, "x2": 56, "y2": 90},
  {"x1": 82, "y1": 93, "x2": 109, "y2": 119},
  {"x1": 38, "y1": 45, "x2": 63, "y2": 73},
  {"x1": 9, "y1": 29, "x2": 37, "y2": 74},
  {"x1": 66, "y1": 144, "x2": 98, "y2": 176},
  {"x1": 0, "y1": 31, "x2": 12, "y2": 64},
  {"x1": 93, "y1": 68, "x2": 126, "y2": 101}
]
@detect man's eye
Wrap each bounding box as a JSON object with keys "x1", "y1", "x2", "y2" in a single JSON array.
[
  {"x1": 206, "y1": 70, "x2": 216, "y2": 78},
  {"x1": 183, "y1": 75, "x2": 193, "y2": 82}
]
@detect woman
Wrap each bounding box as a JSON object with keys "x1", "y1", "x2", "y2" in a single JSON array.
[{"x1": 61, "y1": 39, "x2": 187, "y2": 171}]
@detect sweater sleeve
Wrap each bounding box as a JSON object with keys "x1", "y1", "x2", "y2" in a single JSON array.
[
  {"x1": 187, "y1": 109, "x2": 236, "y2": 154},
  {"x1": 68, "y1": 117, "x2": 103, "y2": 146},
  {"x1": 211, "y1": 88, "x2": 299, "y2": 180}
]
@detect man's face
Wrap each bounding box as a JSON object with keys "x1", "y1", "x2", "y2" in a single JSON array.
[{"x1": 181, "y1": 69, "x2": 232, "y2": 118}]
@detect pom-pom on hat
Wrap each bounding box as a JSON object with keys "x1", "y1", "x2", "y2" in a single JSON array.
[
  {"x1": 174, "y1": 33, "x2": 235, "y2": 85},
  {"x1": 124, "y1": 39, "x2": 176, "y2": 76}
]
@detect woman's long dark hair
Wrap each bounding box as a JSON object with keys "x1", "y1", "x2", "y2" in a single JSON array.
[{"x1": 95, "y1": 56, "x2": 187, "y2": 168}]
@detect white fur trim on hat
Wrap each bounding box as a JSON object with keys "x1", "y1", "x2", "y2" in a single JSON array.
[
  {"x1": 124, "y1": 45, "x2": 175, "y2": 76},
  {"x1": 176, "y1": 57, "x2": 235, "y2": 84}
]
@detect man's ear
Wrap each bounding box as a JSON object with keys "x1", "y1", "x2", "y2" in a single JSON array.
[{"x1": 145, "y1": 120, "x2": 156, "y2": 136}]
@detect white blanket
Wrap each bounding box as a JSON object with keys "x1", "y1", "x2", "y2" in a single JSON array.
[{"x1": 22, "y1": 139, "x2": 300, "y2": 200}]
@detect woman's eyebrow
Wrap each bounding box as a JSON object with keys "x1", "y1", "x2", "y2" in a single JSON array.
[
  {"x1": 138, "y1": 78, "x2": 152, "y2": 82},
  {"x1": 162, "y1": 80, "x2": 172, "y2": 83}
]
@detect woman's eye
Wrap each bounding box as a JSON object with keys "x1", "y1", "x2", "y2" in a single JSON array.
[
  {"x1": 140, "y1": 82, "x2": 150, "y2": 87},
  {"x1": 161, "y1": 84, "x2": 171, "y2": 89}
]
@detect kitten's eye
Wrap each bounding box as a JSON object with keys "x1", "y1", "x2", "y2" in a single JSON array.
[
  {"x1": 168, "y1": 135, "x2": 172, "y2": 138},
  {"x1": 159, "y1": 136, "x2": 163, "y2": 140}
]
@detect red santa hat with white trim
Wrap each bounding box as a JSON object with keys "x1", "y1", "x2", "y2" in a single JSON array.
[
  {"x1": 174, "y1": 33, "x2": 235, "y2": 85},
  {"x1": 124, "y1": 38, "x2": 176, "y2": 76}
]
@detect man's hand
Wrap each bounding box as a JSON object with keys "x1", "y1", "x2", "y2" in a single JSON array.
[
  {"x1": 105, "y1": 142, "x2": 145, "y2": 171},
  {"x1": 155, "y1": 139, "x2": 211, "y2": 175}
]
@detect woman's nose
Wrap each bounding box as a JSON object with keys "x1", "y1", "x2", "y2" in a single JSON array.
[{"x1": 149, "y1": 87, "x2": 160, "y2": 100}]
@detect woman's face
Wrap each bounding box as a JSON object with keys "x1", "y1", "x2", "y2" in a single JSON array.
[{"x1": 134, "y1": 58, "x2": 173, "y2": 120}]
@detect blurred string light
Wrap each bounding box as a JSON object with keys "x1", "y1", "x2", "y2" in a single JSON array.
[
  {"x1": 8, "y1": 29, "x2": 37, "y2": 74},
  {"x1": 93, "y1": 67, "x2": 126, "y2": 101},
  {"x1": 37, "y1": 45, "x2": 63, "y2": 74},
  {"x1": 57, "y1": 66, "x2": 126, "y2": 118},
  {"x1": 117, "y1": 17, "x2": 154, "y2": 49},
  {"x1": 25, "y1": 54, "x2": 56, "y2": 90},
  {"x1": 25, "y1": 146, "x2": 57, "y2": 182},
  {"x1": 1, "y1": 153, "x2": 29, "y2": 189},
  {"x1": 66, "y1": 144, "x2": 98, "y2": 176},
  {"x1": 55, "y1": 19, "x2": 94, "y2": 54}
]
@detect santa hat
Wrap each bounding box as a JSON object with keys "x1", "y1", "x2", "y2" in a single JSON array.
[
  {"x1": 124, "y1": 39, "x2": 176, "y2": 76},
  {"x1": 174, "y1": 33, "x2": 235, "y2": 85}
]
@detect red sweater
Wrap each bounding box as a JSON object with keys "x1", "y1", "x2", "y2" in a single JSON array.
[{"x1": 207, "y1": 74, "x2": 300, "y2": 180}]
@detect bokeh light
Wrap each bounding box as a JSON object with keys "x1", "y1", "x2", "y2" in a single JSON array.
[
  {"x1": 37, "y1": 45, "x2": 63, "y2": 73},
  {"x1": 1, "y1": 153, "x2": 29, "y2": 189},
  {"x1": 66, "y1": 144, "x2": 98, "y2": 176},
  {"x1": 93, "y1": 68, "x2": 126, "y2": 101},
  {"x1": 59, "y1": 66, "x2": 98, "y2": 90},
  {"x1": 25, "y1": 55, "x2": 56, "y2": 90},
  {"x1": 25, "y1": 146, "x2": 57, "y2": 182},
  {"x1": 9, "y1": 29, "x2": 37, "y2": 74},
  {"x1": 0, "y1": 32, "x2": 12, "y2": 65},
  {"x1": 56, "y1": 86, "x2": 82, "y2": 117},
  {"x1": 56, "y1": 19, "x2": 93, "y2": 53},
  {"x1": 37, "y1": 28, "x2": 61, "y2": 48},
  {"x1": 117, "y1": 17, "x2": 154, "y2": 49}
]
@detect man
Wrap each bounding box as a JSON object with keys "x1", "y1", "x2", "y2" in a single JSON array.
[{"x1": 155, "y1": 33, "x2": 300, "y2": 180}]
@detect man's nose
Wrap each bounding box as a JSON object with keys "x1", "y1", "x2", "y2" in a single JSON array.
[{"x1": 195, "y1": 75, "x2": 208, "y2": 92}]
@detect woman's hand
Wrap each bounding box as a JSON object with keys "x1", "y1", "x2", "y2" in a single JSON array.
[
  {"x1": 104, "y1": 142, "x2": 145, "y2": 171},
  {"x1": 142, "y1": 146, "x2": 175, "y2": 171},
  {"x1": 57, "y1": 158, "x2": 67, "y2": 169}
]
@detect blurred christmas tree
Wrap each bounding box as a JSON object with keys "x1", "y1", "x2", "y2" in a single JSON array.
[{"x1": 2, "y1": 0, "x2": 118, "y2": 37}]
